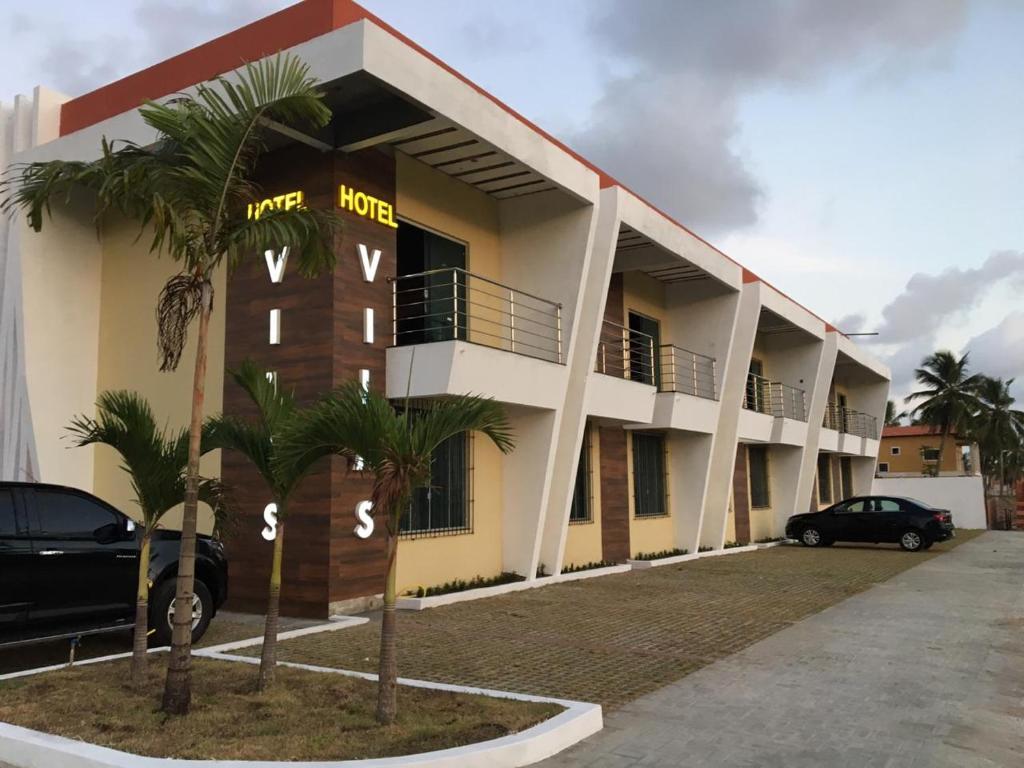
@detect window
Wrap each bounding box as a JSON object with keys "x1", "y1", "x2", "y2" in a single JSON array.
[
  {"x1": 569, "y1": 427, "x2": 592, "y2": 523},
  {"x1": 748, "y1": 445, "x2": 770, "y2": 509},
  {"x1": 890, "y1": 446, "x2": 901, "y2": 456},
  {"x1": 401, "y1": 433, "x2": 470, "y2": 536},
  {"x1": 632, "y1": 433, "x2": 667, "y2": 518},
  {"x1": 839, "y1": 500, "x2": 869, "y2": 513},
  {"x1": 878, "y1": 462, "x2": 890, "y2": 473},
  {"x1": 817, "y1": 454, "x2": 832, "y2": 504},
  {"x1": 395, "y1": 221, "x2": 468, "y2": 346},
  {"x1": 0, "y1": 490, "x2": 16, "y2": 537},
  {"x1": 922, "y1": 448, "x2": 940, "y2": 462},
  {"x1": 876, "y1": 499, "x2": 900, "y2": 512},
  {"x1": 34, "y1": 490, "x2": 118, "y2": 539}
]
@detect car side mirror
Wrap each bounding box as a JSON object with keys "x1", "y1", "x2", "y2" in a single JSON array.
[{"x1": 124, "y1": 518, "x2": 137, "y2": 539}]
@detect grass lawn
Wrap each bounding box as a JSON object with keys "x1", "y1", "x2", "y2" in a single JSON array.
[{"x1": 0, "y1": 657, "x2": 561, "y2": 761}]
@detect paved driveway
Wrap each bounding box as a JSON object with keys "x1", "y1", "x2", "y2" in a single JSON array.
[{"x1": 545, "y1": 531, "x2": 1024, "y2": 768}]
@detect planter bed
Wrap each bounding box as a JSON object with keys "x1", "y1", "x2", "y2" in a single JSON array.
[
  {"x1": 627, "y1": 541, "x2": 785, "y2": 569},
  {"x1": 0, "y1": 656, "x2": 567, "y2": 764}
]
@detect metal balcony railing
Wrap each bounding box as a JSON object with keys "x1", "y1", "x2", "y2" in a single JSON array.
[
  {"x1": 744, "y1": 373, "x2": 807, "y2": 421},
  {"x1": 659, "y1": 345, "x2": 717, "y2": 400},
  {"x1": 391, "y1": 268, "x2": 563, "y2": 364},
  {"x1": 823, "y1": 404, "x2": 879, "y2": 439},
  {"x1": 594, "y1": 318, "x2": 656, "y2": 384}
]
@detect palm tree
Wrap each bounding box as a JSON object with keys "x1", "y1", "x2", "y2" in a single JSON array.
[
  {"x1": 3, "y1": 55, "x2": 340, "y2": 714},
  {"x1": 279, "y1": 382, "x2": 514, "y2": 724},
  {"x1": 885, "y1": 399, "x2": 908, "y2": 427},
  {"x1": 67, "y1": 391, "x2": 226, "y2": 687},
  {"x1": 206, "y1": 360, "x2": 323, "y2": 691},
  {"x1": 908, "y1": 351, "x2": 983, "y2": 476},
  {"x1": 972, "y1": 376, "x2": 1024, "y2": 491}
]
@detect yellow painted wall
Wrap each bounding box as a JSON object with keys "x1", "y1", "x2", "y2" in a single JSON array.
[
  {"x1": 396, "y1": 434, "x2": 504, "y2": 593},
  {"x1": 724, "y1": 490, "x2": 737, "y2": 543},
  {"x1": 817, "y1": 454, "x2": 834, "y2": 509},
  {"x1": 627, "y1": 433, "x2": 675, "y2": 556},
  {"x1": 91, "y1": 217, "x2": 225, "y2": 534},
  {"x1": 746, "y1": 445, "x2": 774, "y2": 542},
  {"x1": 879, "y1": 435, "x2": 964, "y2": 473},
  {"x1": 395, "y1": 152, "x2": 507, "y2": 349},
  {"x1": 563, "y1": 428, "x2": 603, "y2": 567}
]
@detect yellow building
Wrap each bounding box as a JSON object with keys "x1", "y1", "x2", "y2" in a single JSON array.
[{"x1": 877, "y1": 426, "x2": 977, "y2": 477}]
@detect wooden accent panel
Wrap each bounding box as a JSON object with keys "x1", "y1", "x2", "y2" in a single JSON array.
[
  {"x1": 604, "y1": 272, "x2": 624, "y2": 324},
  {"x1": 599, "y1": 426, "x2": 630, "y2": 562},
  {"x1": 222, "y1": 145, "x2": 395, "y2": 618},
  {"x1": 832, "y1": 456, "x2": 844, "y2": 502},
  {"x1": 732, "y1": 445, "x2": 751, "y2": 544}
]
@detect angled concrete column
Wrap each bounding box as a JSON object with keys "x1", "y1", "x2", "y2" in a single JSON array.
[
  {"x1": 668, "y1": 432, "x2": 713, "y2": 553},
  {"x1": 538, "y1": 188, "x2": 621, "y2": 574},
  {"x1": 700, "y1": 281, "x2": 760, "y2": 549}
]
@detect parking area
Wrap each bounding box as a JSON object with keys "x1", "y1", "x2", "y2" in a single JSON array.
[{"x1": 257, "y1": 533, "x2": 982, "y2": 710}]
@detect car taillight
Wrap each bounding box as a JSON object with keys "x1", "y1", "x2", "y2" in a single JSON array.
[{"x1": 933, "y1": 513, "x2": 948, "y2": 523}]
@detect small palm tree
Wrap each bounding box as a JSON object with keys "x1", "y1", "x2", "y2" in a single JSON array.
[
  {"x1": 908, "y1": 351, "x2": 982, "y2": 476},
  {"x1": 279, "y1": 382, "x2": 514, "y2": 724},
  {"x1": 885, "y1": 399, "x2": 908, "y2": 427},
  {"x1": 3, "y1": 54, "x2": 341, "y2": 714},
  {"x1": 206, "y1": 360, "x2": 323, "y2": 691},
  {"x1": 67, "y1": 391, "x2": 226, "y2": 687}
]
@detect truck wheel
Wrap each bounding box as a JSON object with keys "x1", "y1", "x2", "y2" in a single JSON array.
[{"x1": 149, "y1": 579, "x2": 213, "y2": 646}]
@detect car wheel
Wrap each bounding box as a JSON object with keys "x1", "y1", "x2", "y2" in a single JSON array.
[
  {"x1": 899, "y1": 530, "x2": 926, "y2": 552},
  {"x1": 800, "y1": 526, "x2": 825, "y2": 547},
  {"x1": 149, "y1": 579, "x2": 213, "y2": 646}
]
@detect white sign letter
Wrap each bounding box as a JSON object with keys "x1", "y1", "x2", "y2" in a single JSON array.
[
  {"x1": 261, "y1": 503, "x2": 278, "y2": 541},
  {"x1": 269, "y1": 309, "x2": 281, "y2": 345},
  {"x1": 354, "y1": 500, "x2": 374, "y2": 539},
  {"x1": 264, "y1": 247, "x2": 290, "y2": 284},
  {"x1": 357, "y1": 244, "x2": 382, "y2": 283},
  {"x1": 363, "y1": 308, "x2": 374, "y2": 344}
]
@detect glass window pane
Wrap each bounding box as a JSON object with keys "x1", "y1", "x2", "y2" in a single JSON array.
[
  {"x1": 0, "y1": 490, "x2": 16, "y2": 537},
  {"x1": 401, "y1": 432, "x2": 468, "y2": 534},
  {"x1": 570, "y1": 428, "x2": 591, "y2": 522},
  {"x1": 632, "y1": 433, "x2": 666, "y2": 518},
  {"x1": 817, "y1": 454, "x2": 832, "y2": 504},
  {"x1": 749, "y1": 445, "x2": 770, "y2": 508},
  {"x1": 35, "y1": 491, "x2": 117, "y2": 538}
]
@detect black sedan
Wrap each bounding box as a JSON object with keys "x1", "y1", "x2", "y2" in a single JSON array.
[{"x1": 785, "y1": 496, "x2": 955, "y2": 552}]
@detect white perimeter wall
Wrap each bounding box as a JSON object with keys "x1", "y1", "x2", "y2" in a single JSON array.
[{"x1": 872, "y1": 476, "x2": 987, "y2": 529}]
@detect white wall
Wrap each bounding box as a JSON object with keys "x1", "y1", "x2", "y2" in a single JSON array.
[{"x1": 872, "y1": 476, "x2": 987, "y2": 529}]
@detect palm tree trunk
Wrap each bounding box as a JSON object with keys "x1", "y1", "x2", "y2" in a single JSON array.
[
  {"x1": 376, "y1": 524, "x2": 399, "y2": 725},
  {"x1": 130, "y1": 532, "x2": 152, "y2": 688},
  {"x1": 162, "y1": 278, "x2": 213, "y2": 715},
  {"x1": 935, "y1": 427, "x2": 949, "y2": 478},
  {"x1": 257, "y1": 516, "x2": 285, "y2": 692}
]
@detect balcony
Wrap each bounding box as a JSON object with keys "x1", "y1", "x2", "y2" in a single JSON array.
[
  {"x1": 391, "y1": 268, "x2": 563, "y2": 364},
  {"x1": 589, "y1": 319, "x2": 657, "y2": 422},
  {"x1": 386, "y1": 268, "x2": 566, "y2": 409},
  {"x1": 743, "y1": 373, "x2": 807, "y2": 421},
  {"x1": 659, "y1": 345, "x2": 717, "y2": 401},
  {"x1": 822, "y1": 405, "x2": 879, "y2": 439}
]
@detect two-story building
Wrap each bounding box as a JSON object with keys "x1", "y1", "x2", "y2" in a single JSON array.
[{"x1": 0, "y1": 0, "x2": 890, "y2": 616}]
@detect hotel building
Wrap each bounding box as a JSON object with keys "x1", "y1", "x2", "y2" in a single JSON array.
[{"x1": 0, "y1": 0, "x2": 890, "y2": 617}]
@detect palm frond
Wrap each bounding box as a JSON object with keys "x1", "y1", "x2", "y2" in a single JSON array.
[{"x1": 156, "y1": 273, "x2": 208, "y2": 371}]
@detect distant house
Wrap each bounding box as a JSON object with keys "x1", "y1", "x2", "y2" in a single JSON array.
[{"x1": 877, "y1": 426, "x2": 979, "y2": 477}]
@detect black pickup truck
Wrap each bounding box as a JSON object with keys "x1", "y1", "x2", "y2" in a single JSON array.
[{"x1": 0, "y1": 482, "x2": 228, "y2": 648}]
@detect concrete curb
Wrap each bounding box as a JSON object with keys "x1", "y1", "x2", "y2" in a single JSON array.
[
  {"x1": 396, "y1": 564, "x2": 632, "y2": 611},
  {"x1": 628, "y1": 541, "x2": 785, "y2": 569},
  {"x1": 0, "y1": 650, "x2": 601, "y2": 768}
]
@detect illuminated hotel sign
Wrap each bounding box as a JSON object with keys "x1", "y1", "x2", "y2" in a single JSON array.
[
  {"x1": 247, "y1": 190, "x2": 305, "y2": 220},
  {"x1": 337, "y1": 184, "x2": 398, "y2": 228}
]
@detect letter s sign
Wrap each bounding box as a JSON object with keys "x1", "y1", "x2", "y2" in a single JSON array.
[
  {"x1": 354, "y1": 500, "x2": 374, "y2": 539},
  {"x1": 261, "y1": 502, "x2": 278, "y2": 541}
]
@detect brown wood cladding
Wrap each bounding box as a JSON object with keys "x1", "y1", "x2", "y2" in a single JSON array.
[
  {"x1": 599, "y1": 426, "x2": 630, "y2": 562},
  {"x1": 732, "y1": 445, "x2": 751, "y2": 544},
  {"x1": 221, "y1": 145, "x2": 395, "y2": 618},
  {"x1": 604, "y1": 272, "x2": 624, "y2": 324}
]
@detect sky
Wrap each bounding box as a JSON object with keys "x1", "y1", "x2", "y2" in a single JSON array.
[{"x1": 2, "y1": 0, "x2": 1022, "y2": 406}]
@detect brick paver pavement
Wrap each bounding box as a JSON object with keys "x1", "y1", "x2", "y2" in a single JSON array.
[
  {"x1": 543, "y1": 530, "x2": 1023, "y2": 768},
  {"x1": 259, "y1": 533, "x2": 981, "y2": 710}
]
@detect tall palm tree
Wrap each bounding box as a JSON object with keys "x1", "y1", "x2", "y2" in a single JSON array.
[
  {"x1": 206, "y1": 360, "x2": 323, "y2": 691},
  {"x1": 972, "y1": 375, "x2": 1024, "y2": 491},
  {"x1": 908, "y1": 351, "x2": 983, "y2": 476},
  {"x1": 279, "y1": 382, "x2": 514, "y2": 724},
  {"x1": 67, "y1": 391, "x2": 226, "y2": 687},
  {"x1": 3, "y1": 55, "x2": 341, "y2": 714}
]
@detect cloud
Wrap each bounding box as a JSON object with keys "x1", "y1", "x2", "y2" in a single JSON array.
[
  {"x1": 23, "y1": 0, "x2": 286, "y2": 97},
  {"x1": 572, "y1": 0, "x2": 968, "y2": 235},
  {"x1": 962, "y1": 312, "x2": 1024, "y2": 395},
  {"x1": 834, "y1": 313, "x2": 866, "y2": 334},
  {"x1": 874, "y1": 250, "x2": 1024, "y2": 344}
]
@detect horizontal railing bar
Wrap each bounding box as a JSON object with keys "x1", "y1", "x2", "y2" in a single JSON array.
[{"x1": 391, "y1": 267, "x2": 561, "y2": 309}]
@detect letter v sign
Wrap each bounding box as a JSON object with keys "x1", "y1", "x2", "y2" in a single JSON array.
[
  {"x1": 264, "y1": 247, "x2": 290, "y2": 283},
  {"x1": 358, "y1": 243, "x2": 382, "y2": 283}
]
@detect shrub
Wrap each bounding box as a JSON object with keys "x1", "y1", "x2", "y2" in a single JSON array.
[
  {"x1": 633, "y1": 548, "x2": 688, "y2": 561},
  {"x1": 697, "y1": 545, "x2": 714, "y2": 553},
  {"x1": 754, "y1": 536, "x2": 783, "y2": 544},
  {"x1": 561, "y1": 559, "x2": 616, "y2": 573},
  {"x1": 723, "y1": 540, "x2": 748, "y2": 549},
  {"x1": 413, "y1": 572, "x2": 524, "y2": 598}
]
